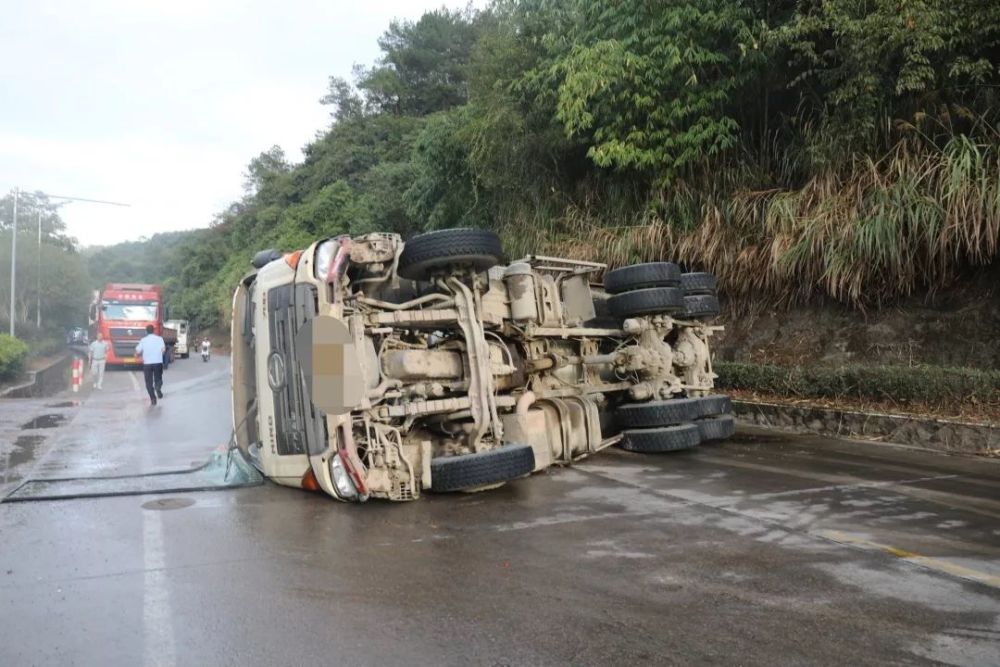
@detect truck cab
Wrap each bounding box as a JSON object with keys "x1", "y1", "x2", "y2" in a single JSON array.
[{"x1": 92, "y1": 283, "x2": 166, "y2": 367}]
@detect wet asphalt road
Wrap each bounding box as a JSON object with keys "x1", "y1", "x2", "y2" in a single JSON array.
[{"x1": 1, "y1": 357, "x2": 999, "y2": 666}]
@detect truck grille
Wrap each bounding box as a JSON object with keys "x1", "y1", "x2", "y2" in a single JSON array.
[
  {"x1": 109, "y1": 327, "x2": 146, "y2": 337},
  {"x1": 112, "y1": 341, "x2": 140, "y2": 359},
  {"x1": 267, "y1": 283, "x2": 322, "y2": 456}
]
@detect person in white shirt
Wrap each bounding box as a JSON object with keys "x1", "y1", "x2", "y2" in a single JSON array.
[
  {"x1": 135, "y1": 325, "x2": 166, "y2": 405},
  {"x1": 88, "y1": 332, "x2": 109, "y2": 390}
]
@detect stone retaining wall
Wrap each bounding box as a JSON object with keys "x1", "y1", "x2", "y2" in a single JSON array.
[
  {"x1": 733, "y1": 399, "x2": 999, "y2": 456},
  {"x1": 0, "y1": 354, "x2": 74, "y2": 399}
]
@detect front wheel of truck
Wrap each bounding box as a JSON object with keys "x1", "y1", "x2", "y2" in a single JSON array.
[
  {"x1": 429, "y1": 443, "x2": 535, "y2": 493},
  {"x1": 398, "y1": 228, "x2": 504, "y2": 281}
]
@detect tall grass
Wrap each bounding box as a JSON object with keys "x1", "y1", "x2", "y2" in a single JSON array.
[{"x1": 500, "y1": 135, "x2": 1000, "y2": 309}]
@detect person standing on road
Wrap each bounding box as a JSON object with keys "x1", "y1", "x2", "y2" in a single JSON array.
[
  {"x1": 135, "y1": 325, "x2": 166, "y2": 406},
  {"x1": 88, "y1": 332, "x2": 109, "y2": 390}
]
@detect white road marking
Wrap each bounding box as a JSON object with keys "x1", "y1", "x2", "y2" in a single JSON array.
[
  {"x1": 142, "y1": 509, "x2": 177, "y2": 667},
  {"x1": 129, "y1": 371, "x2": 141, "y2": 393}
]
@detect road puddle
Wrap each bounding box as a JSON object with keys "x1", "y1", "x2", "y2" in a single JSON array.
[
  {"x1": 142, "y1": 497, "x2": 196, "y2": 511},
  {"x1": 20, "y1": 414, "x2": 66, "y2": 429},
  {"x1": 9, "y1": 435, "x2": 45, "y2": 467}
]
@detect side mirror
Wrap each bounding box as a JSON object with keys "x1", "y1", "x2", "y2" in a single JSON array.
[{"x1": 293, "y1": 316, "x2": 364, "y2": 416}]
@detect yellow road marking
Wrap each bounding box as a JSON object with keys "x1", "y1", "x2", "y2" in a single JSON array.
[{"x1": 818, "y1": 529, "x2": 1000, "y2": 589}]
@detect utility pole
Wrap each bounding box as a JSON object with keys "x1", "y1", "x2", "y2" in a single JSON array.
[
  {"x1": 36, "y1": 209, "x2": 42, "y2": 328},
  {"x1": 9, "y1": 187, "x2": 18, "y2": 336}
]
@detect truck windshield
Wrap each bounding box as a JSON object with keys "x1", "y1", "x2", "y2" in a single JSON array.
[{"x1": 102, "y1": 301, "x2": 158, "y2": 320}]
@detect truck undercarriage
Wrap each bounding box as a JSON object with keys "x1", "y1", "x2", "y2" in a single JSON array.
[{"x1": 231, "y1": 228, "x2": 733, "y2": 501}]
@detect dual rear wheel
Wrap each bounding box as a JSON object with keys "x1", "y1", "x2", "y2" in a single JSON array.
[
  {"x1": 604, "y1": 261, "x2": 730, "y2": 451},
  {"x1": 604, "y1": 262, "x2": 720, "y2": 319},
  {"x1": 617, "y1": 395, "x2": 735, "y2": 453}
]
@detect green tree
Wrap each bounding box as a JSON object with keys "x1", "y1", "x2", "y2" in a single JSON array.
[
  {"x1": 243, "y1": 145, "x2": 292, "y2": 195},
  {"x1": 772, "y1": 0, "x2": 1000, "y2": 155},
  {"x1": 406, "y1": 108, "x2": 489, "y2": 230},
  {"x1": 555, "y1": 0, "x2": 755, "y2": 179},
  {"x1": 0, "y1": 233, "x2": 91, "y2": 333},
  {"x1": 354, "y1": 7, "x2": 485, "y2": 116}
]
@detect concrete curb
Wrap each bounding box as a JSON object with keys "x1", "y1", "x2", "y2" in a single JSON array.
[
  {"x1": 0, "y1": 353, "x2": 73, "y2": 399},
  {"x1": 733, "y1": 399, "x2": 1000, "y2": 456}
]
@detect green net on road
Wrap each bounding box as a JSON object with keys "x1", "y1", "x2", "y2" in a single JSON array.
[{"x1": 2, "y1": 449, "x2": 263, "y2": 502}]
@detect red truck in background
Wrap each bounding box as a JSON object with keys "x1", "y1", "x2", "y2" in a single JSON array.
[{"x1": 88, "y1": 283, "x2": 176, "y2": 367}]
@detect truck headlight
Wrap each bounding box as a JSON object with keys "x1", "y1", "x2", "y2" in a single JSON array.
[
  {"x1": 330, "y1": 454, "x2": 358, "y2": 499},
  {"x1": 314, "y1": 240, "x2": 337, "y2": 281}
]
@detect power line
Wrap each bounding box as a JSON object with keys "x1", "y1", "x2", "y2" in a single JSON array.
[
  {"x1": 34, "y1": 193, "x2": 131, "y2": 207},
  {"x1": 6, "y1": 188, "x2": 131, "y2": 336}
]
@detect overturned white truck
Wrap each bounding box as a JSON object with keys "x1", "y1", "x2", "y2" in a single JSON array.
[{"x1": 231, "y1": 228, "x2": 733, "y2": 502}]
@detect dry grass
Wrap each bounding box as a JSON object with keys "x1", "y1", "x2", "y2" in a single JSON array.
[{"x1": 500, "y1": 136, "x2": 1000, "y2": 310}]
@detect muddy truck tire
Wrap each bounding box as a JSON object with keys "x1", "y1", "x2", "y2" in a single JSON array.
[
  {"x1": 679, "y1": 294, "x2": 720, "y2": 319},
  {"x1": 604, "y1": 262, "x2": 681, "y2": 294},
  {"x1": 692, "y1": 394, "x2": 732, "y2": 418},
  {"x1": 620, "y1": 424, "x2": 701, "y2": 453},
  {"x1": 616, "y1": 398, "x2": 700, "y2": 429},
  {"x1": 697, "y1": 415, "x2": 735, "y2": 442},
  {"x1": 681, "y1": 272, "x2": 717, "y2": 295},
  {"x1": 398, "y1": 228, "x2": 504, "y2": 281},
  {"x1": 430, "y1": 443, "x2": 535, "y2": 493},
  {"x1": 609, "y1": 286, "x2": 684, "y2": 317}
]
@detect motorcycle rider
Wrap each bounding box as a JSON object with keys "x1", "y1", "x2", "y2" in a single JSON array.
[{"x1": 200, "y1": 337, "x2": 211, "y2": 361}]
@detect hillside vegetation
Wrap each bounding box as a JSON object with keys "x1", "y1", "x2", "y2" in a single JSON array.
[{"x1": 94, "y1": 0, "x2": 1000, "y2": 330}]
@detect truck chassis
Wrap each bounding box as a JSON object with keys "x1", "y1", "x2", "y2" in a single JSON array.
[{"x1": 231, "y1": 228, "x2": 733, "y2": 501}]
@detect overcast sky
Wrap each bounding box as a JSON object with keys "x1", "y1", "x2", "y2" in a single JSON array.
[{"x1": 0, "y1": 0, "x2": 479, "y2": 247}]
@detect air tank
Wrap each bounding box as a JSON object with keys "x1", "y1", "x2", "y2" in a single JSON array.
[{"x1": 503, "y1": 262, "x2": 539, "y2": 324}]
